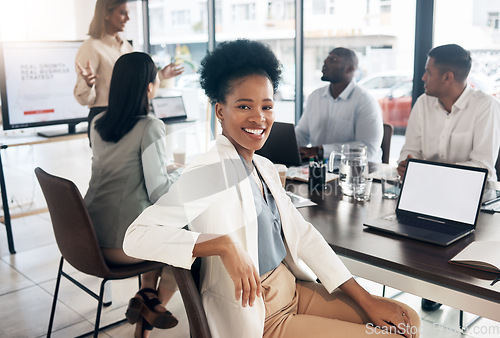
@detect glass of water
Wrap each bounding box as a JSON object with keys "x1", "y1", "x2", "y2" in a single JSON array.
[
  {"x1": 353, "y1": 177, "x2": 373, "y2": 201},
  {"x1": 381, "y1": 174, "x2": 401, "y2": 199}
]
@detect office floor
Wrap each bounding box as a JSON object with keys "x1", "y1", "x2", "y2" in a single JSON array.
[{"x1": 0, "y1": 128, "x2": 499, "y2": 337}]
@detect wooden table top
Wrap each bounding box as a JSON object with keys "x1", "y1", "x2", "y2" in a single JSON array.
[{"x1": 288, "y1": 179, "x2": 500, "y2": 304}]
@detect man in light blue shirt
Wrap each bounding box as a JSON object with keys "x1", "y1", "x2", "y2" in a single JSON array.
[{"x1": 295, "y1": 47, "x2": 383, "y2": 163}]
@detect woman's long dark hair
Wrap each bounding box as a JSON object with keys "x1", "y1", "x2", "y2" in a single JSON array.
[{"x1": 95, "y1": 52, "x2": 157, "y2": 142}]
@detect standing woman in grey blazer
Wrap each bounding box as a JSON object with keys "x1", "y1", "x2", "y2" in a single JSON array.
[{"x1": 84, "y1": 52, "x2": 180, "y2": 338}]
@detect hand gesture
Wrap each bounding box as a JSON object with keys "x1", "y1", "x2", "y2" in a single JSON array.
[
  {"x1": 397, "y1": 154, "x2": 414, "y2": 178},
  {"x1": 166, "y1": 163, "x2": 184, "y2": 173},
  {"x1": 76, "y1": 61, "x2": 98, "y2": 87},
  {"x1": 364, "y1": 296, "x2": 415, "y2": 338},
  {"x1": 219, "y1": 239, "x2": 261, "y2": 308},
  {"x1": 299, "y1": 146, "x2": 319, "y2": 160},
  {"x1": 160, "y1": 63, "x2": 184, "y2": 80}
]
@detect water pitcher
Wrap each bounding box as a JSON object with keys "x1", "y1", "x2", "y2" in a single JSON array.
[{"x1": 329, "y1": 143, "x2": 368, "y2": 196}]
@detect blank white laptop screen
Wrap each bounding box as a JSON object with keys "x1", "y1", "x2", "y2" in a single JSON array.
[{"x1": 398, "y1": 161, "x2": 486, "y2": 225}]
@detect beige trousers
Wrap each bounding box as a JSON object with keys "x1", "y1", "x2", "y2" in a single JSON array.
[{"x1": 262, "y1": 264, "x2": 420, "y2": 338}]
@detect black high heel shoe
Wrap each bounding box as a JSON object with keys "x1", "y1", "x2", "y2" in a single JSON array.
[
  {"x1": 134, "y1": 318, "x2": 153, "y2": 338},
  {"x1": 126, "y1": 288, "x2": 178, "y2": 329}
]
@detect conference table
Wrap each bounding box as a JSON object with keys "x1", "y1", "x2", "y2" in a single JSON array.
[{"x1": 287, "y1": 178, "x2": 500, "y2": 323}]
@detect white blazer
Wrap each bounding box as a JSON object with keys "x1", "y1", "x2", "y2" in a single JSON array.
[{"x1": 123, "y1": 135, "x2": 352, "y2": 338}]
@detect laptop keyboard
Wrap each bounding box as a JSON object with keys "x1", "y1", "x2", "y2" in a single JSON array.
[
  {"x1": 383, "y1": 214, "x2": 465, "y2": 235},
  {"x1": 400, "y1": 217, "x2": 465, "y2": 235}
]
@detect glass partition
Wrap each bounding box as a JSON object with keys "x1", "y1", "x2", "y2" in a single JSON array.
[
  {"x1": 434, "y1": 0, "x2": 500, "y2": 97},
  {"x1": 303, "y1": 0, "x2": 416, "y2": 132},
  {"x1": 214, "y1": 0, "x2": 296, "y2": 123},
  {"x1": 147, "y1": 0, "x2": 210, "y2": 132},
  {"x1": 148, "y1": 0, "x2": 209, "y2": 86}
]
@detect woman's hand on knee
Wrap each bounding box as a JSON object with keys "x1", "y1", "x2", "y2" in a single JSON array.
[{"x1": 364, "y1": 296, "x2": 415, "y2": 338}]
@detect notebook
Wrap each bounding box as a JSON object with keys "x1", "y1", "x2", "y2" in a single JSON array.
[
  {"x1": 256, "y1": 122, "x2": 302, "y2": 167},
  {"x1": 364, "y1": 159, "x2": 488, "y2": 246},
  {"x1": 449, "y1": 241, "x2": 500, "y2": 273},
  {"x1": 151, "y1": 96, "x2": 195, "y2": 124}
]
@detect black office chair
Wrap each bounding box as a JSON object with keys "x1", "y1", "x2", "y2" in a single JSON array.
[
  {"x1": 495, "y1": 147, "x2": 500, "y2": 180},
  {"x1": 35, "y1": 167, "x2": 166, "y2": 337},
  {"x1": 381, "y1": 123, "x2": 394, "y2": 164}
]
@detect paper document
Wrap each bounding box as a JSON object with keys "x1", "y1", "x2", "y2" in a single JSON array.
[
  {"x1": 481, "y1": 189, "x2": 500, "y2": 213},
  {"x1": 286, "y1": 191, "x2": 317, "y2": 208},
  {"x1": 286, "y1": 166, "x2": 338, "y2": 183},
  {"x1": 368, "y1": 163, "x2": 396, "y2": 181}
]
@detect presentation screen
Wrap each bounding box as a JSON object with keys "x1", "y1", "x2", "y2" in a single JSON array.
[{"x1": 0, "y1": 41, "x2": 88, "y2": 132}]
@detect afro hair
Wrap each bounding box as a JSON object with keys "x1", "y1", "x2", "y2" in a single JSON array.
[{"x1": 199, "y1": 39, "x2": 282, "y2": 105}]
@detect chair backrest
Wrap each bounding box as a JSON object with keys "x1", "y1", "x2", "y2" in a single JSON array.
[
  {"x1": 496, "y1": 147, "x2": 500, "y2": 181},
  {"x1": 171, "y1": 262, "x2": 212, "y2": 338},
  {"x1": 35, "y1": 167, "x2": 111, "y2": 277},
  {"x1": 381, "y1": 123, "x2": 394, "y2": 164}
]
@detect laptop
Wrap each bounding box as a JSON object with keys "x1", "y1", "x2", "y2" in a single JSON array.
[
  {"x1": 364, "y1": 159, "x2": 488, "y2": 246},
  {"x1": 256, "y1": 122, "x2": 302, "y2": 167},
  {"x1": 151, "y1": 96, "x2": 195, "y2": 124}
]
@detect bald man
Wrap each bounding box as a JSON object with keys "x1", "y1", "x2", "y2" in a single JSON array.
[{"x1": 295, "y1": 47, "x2": 383, "y2": 163}]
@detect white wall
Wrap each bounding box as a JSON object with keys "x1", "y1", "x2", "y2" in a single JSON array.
[{"x1": 0, "y1": 0, "x2": 96, "y2": 41}]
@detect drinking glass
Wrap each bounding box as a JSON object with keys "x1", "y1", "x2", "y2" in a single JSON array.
[
  {"x1": 353, "y1": 177, "x2": 373, "y2": 201},
  {"x1": 381, "y1": 174, "x2": 401, "y2": 199}
]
